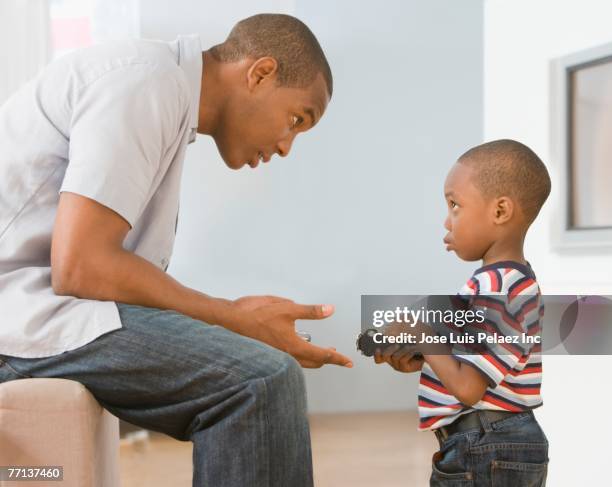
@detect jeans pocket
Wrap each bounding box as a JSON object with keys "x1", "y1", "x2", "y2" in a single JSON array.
[
  {"x1": 491, "y1": 459, "x2": 548, "y2": 487},
  {"x1": 431, "y1": 459, "x2": 474, "y2": 486}
]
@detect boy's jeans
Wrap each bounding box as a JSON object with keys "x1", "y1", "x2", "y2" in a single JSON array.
[
  {"x1": 0, "y1": 303, "x2": 313, "y2": 487},
  {"x1": 431, "y1": 410, "x2": 548, "y2": 486}
]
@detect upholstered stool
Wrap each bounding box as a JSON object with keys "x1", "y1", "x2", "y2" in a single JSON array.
[{"x1": 0, "y1": 378, "x2": 120, "y2": 487}]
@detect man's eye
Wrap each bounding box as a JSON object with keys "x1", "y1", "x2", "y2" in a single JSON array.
[{"x1": 449, "y1": 200, "x2": 457, "y2": 208}]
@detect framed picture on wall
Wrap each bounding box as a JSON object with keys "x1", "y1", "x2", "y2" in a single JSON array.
[{"x1": 551, "y1": 42, "x2": 612, "y2": 248}]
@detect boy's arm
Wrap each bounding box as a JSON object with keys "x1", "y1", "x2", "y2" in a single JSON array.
[
  {"x1": 375, "y1": 323, "x2": 488, "y2": 405},
  {"x1": 420, "y1": 352, "x2": 488, "y2": 406},
  {"x1": 417, "y1": 322, "x2": 488, "y2": 405}
]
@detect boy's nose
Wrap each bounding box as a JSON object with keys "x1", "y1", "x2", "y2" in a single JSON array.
[{"x1": 444, "y1": 215, "x2": 451, "y2": 231}]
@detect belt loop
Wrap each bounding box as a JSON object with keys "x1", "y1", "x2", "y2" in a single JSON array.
[
  {"x1": 477, "y1": 410, "x2": 494, "y2": 433},
  {"x1": 435, "y1": 426, "x2": 449, "y2": 443}
]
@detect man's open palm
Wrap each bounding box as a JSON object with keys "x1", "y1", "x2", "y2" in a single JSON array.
[{"x1": 230, "y1": 296, "x2": 353, "y2": 369}]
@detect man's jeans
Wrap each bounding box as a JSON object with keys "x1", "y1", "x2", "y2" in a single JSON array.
[
  {"x1": 430, "y1": 410, "x2": 548, "y2": 486},
  {"x1": 0, "y1": 303, "x2": 313, "y2": 487}
]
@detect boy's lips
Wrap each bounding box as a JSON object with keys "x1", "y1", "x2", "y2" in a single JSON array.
[{"x1": 443, "y1": 237, "x2": 453, "y2": 250}]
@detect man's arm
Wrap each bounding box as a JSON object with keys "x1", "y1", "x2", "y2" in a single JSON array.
[{"x1": 51, "y1": 192, "x2": 353, "y2": 369}]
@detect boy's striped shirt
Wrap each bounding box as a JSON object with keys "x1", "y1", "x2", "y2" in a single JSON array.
[{"x1": 417, "y1": 261, "x2": 543, "y2": 431}]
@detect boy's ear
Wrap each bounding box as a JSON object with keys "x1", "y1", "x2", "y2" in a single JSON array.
[{"x1": 493, "y1": 196, "x2": 514, "y2": 224}]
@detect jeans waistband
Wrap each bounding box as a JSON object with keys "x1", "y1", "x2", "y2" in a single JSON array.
[{"x1": 434, "y1": 409, "x2": 533, "y2": 442}]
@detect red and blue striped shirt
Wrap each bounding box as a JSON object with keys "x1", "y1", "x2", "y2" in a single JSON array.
[{"x1": 418, "y1": 261, "x2": 543, "y2": 431}]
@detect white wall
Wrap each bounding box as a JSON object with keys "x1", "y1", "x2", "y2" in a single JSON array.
[
  {"x1": 140, "y1": 0, "x2": 483, "y2": 412},
  {"x1": 0, "y1": 0, "x2": 49, "y2": 104},
  {"x1": 139, "y1": 0, "x2": 295, "y2": 46},
  {"x1": 484, "y1": 0, "x2": 612, "y2": 484}
]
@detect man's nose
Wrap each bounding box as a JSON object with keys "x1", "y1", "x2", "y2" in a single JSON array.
[{"x1": 276, "y1": 133, "x2": 296, "y2": 158}]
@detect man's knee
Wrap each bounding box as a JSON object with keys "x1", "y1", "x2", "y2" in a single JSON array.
[
  {"x1": 256, "y1": 348, "x2": 306, "y2": 407},
  {"x1": 272, "y1": 352, "x2": 304, "y2": 390},
  {"x1": 184, "y1": 346, "x2": 308, "y2": 440},
  {"x1": 258, "y1": 347, "x2": 303, "y2": 384}
]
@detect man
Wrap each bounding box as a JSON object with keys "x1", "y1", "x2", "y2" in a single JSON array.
[{"x1": 0, "y1": 13, "x2": 352, "y2": 486}]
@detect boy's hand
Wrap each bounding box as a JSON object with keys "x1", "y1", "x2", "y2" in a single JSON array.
[{"x1": 374, "y1": 344, "x2": 424, "y2": 373}]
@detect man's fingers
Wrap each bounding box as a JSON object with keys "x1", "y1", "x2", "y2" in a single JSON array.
[
  {"x1": 263, "y1": 295, "x2": 294, "y2": 304},
  {"x1": 298, "y1": 359, "x2": 324, "y2": 369},
  {"x1": 292, "y1": 340, "x2": 352, "y2": 368},
  {"x1": 288, "y1": 303, "x2": 335, "y2": 320}
]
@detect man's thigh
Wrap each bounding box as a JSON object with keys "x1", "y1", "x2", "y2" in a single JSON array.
[{"x1": 1, "y1": 303, "x2": 299, "y2": 439}]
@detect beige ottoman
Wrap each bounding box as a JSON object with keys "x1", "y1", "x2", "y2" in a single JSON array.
[{"x1": 0, "y1": 378, "x2": 120, "y2": 487}]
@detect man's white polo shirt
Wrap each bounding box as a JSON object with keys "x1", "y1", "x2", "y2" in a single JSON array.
[{"x1": 0, "y1": 36, "x2": 202, "y2": 358}]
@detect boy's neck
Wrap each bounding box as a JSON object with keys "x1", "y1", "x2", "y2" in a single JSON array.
[{"x1": 481, "y1": 237, "x2": 526, "y2": 267}]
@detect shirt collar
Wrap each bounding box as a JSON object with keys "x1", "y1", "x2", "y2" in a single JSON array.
[{"x1": 175, "y1": 35, "x2": 202, "y2": 143}]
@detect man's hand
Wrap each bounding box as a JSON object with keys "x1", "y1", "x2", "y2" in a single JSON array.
[
  {"x1": 51, "y1": 193, "x2": 353, "y2": 370},
  {"x1": 223, "y1": 296, "x2": 353, "y2": 369},
  {"x1": 374, "y1": 344, "x2": 424, "y2": 373}
]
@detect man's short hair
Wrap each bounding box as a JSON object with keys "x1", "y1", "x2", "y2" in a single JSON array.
[
  {"x1": 458, "y1": 139, "x2": 551, "y2": 223},
  {"x1": 210, "y1": 13, "x2": 333, "y2": 97}
]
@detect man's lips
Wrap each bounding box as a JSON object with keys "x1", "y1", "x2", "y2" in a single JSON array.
[
  {"x1": 248, "y1": 157, "x2": 260, "y2": 169},
  {"x1": 443, "y1": 237, "x2": 453, "y2": 250},
  {"x1": 247, "y1": 152, "x2": 271, "y2": 168}
]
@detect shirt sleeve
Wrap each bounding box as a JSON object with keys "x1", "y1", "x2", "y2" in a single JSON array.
[
  {"x1": 452, "y1": 269, "x2": 539, "y2": 388},
  {"x1": 60, "y1": 63, "x2": 188, "y2": 227}
]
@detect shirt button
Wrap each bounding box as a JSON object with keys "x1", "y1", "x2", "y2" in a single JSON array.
[{"x1": 161, "y1": 257, "x2": 169, "y2": 268}]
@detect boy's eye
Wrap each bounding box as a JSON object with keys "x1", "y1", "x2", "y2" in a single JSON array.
[
  {"x1": 291, "y1": 115, "x2": 304, "y2": 128},
  {"x1": 449, "y1": 200, "x2": 458, "y2": 209}
]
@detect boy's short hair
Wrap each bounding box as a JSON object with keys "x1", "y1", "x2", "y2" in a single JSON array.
[{"x1": 458, "y1": 139, "x2": 551, "y2": 223}]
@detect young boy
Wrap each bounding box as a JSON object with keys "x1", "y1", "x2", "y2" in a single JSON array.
[{"x1": 375, "y1": 139, "x2": 550, "y2": 486}]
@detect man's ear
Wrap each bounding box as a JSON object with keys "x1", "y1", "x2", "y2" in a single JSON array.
[
  {"x1": 246, "y1": 57, "x2": 278, "y2": 91},
  {"x1": 493, "y1": 196, "x2": 514, "y2": 224}
]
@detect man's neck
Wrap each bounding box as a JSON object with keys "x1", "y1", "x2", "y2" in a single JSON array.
[{"x1": 196, "y1": 50, "x2": 224, "y2": 136}]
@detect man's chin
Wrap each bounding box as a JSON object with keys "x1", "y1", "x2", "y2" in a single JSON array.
[
  {"x1": 222, "y1": 156, "x2": 247, "y2": 171},
  {"x1": 214, "y1": 140, "x2": 248, "y2": 170}
]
